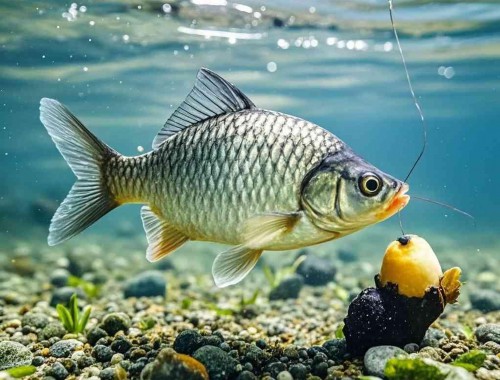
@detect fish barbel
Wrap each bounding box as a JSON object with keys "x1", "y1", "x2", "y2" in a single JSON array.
[{"x1": 40, "y1": 68, "x2": 410, "y2": 287}]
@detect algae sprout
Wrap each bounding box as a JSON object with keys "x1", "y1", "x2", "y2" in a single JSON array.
[
  {"x1": 263, "y1": 254, "x2": 306, "y2": 289},
  {"x1": 56, "y1": 293, "x2": 92, "y2": 334}
]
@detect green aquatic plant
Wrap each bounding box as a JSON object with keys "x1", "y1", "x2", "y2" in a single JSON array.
[
  {"x1": 138, "y1": 316, "x2": 157, "y2": 331},
  {"x1": 263, "y1": 255, "x2": 306, "y2": 289},
  {"x1": 207, "y1": 289, "x2": 260, "y2": 316},
  {"x1": 4, "y1": 365, "x2": 36, "y2": 378},
  {"x1": 335, "y1": 322, "x2": 345, "y2": 339},
  {"x1": 452, "y1": 350, "x2": 486, "y2": 372},
  {"x1": 385, "y1": 358, "x2": 446, "y2": 380},
  {"x1": 67, "y1": 275, "x2": 102, "y2": 299},
  {"x1": 181, "y1": 297, "x2": 192, "y2": 310},
  {"x1": 56, "y1": 293, "x2": 91, "y2": 334}
]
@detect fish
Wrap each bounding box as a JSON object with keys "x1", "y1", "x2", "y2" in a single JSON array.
[{"x1": 39, "y1": 68, "x2": 410, "y2": 287}]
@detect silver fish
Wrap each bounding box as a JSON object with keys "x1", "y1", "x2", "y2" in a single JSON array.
[{"x1": 40, "y1": 68, "x2": 410, "y2": 287}]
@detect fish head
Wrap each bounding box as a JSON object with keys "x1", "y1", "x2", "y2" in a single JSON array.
[{"x1": 300, "y1": 150, "x2": 410, "y2": 235}]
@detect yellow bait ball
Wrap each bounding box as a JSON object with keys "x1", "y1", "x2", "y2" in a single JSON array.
[{"x1": 380, "y1": 234, "x2": 443, "y2": 298}]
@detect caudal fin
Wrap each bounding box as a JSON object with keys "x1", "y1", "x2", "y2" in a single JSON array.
[{"x1": 40, "y1": 98, "x2": 117, "y2": 246}]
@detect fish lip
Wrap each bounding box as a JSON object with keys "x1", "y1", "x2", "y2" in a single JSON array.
[{"x1": 377, "y1": 182, "x2": 410, "y2": 219}]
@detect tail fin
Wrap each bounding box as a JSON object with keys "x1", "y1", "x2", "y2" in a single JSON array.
[{"x1": 40, "y1": 98, "x2": 118, "y2": 246}]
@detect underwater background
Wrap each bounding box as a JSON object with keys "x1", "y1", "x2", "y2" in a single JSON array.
[{"x1": 1, "y1": 1, "x2": 500, "y2": 379}]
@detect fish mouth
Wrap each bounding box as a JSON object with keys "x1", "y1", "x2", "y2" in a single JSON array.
[{"x1": 377, "y1": 183, "x2": 410, "y2": 220}]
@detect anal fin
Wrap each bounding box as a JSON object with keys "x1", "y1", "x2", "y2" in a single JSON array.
[
  {"x1": 212, "y1": 246, "x2": 262, "y2": 288},
  {"x1": 141, "y1": 206, "x2": 189, "y2": 262}
]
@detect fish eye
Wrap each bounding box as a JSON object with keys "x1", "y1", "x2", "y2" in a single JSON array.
[{"x1": 359, "y1": 173, "x2": 382, "y2": 196}]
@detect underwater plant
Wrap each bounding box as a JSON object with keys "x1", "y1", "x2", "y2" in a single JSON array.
[
  {"x1": 56, "y1": 293, "x2": 92, "y2": 334},
  {"x1": 138, "y1": 316, "x2": 157, "y2": 331},
  {"x1": 263, "y1": 255, "x2": 306, "y2": 289},
  {"x1": 67, "y1": 275, "x2": 102, "y2": 299},
  {"x1": 343, "y1": 235, "x2": 462, "y2": 355}
]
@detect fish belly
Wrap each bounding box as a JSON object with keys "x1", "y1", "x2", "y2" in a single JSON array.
[{"x1": 147, "y1": 109, "x2": 342, "y2": 248}]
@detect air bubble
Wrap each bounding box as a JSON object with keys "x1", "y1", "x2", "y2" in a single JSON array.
[
  {"x1": 137, "y1": 145, "x2": 144, "y2": 153},
  {"x1": 266, "y1": 62, "x2": 277, "y2": 73}
]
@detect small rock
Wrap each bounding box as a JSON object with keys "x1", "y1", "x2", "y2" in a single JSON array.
[
  {"x1": 193, "y1": 346, "x2": 238, "y2": 380},
  {"x1": 111, "y1": 336, "x2": 132, "y2": 354},
  {"x1": 338, "y1": 249, "x2": 358, "y2": 263},
  {"x1": 0, "y1": 341, "x2": 34, "y2": 370},
  {"x1": 322, "y1": 339, "x2": 347, "y2": 362},
  {"x1": 277, "y1": 371, "x2": 293, "y2": 380},
  {"x1": 470, "y1": 289, "x2": 500, "y2": 313},
  {"x1": 50, "y1": 286, "x2": 86, "y2": 307},
  {"x1": 101, "y1": 312, "x2": 130, "y2": 336},
  {"x1": 141, "y1": 348, "x2": 208, "y2": 380},
  {"x1": 21, "y1": 312, "x2": 49, "y2": 329},
  {"x1": 403, "y1": 343, "x2": 420, "y2": 354},
  {"x1": 269, "y1": 275, "x2": 304, "y2": 300},
  {"x1": 289, "y1": 363, "x2": 308, "y2": 380},
  {"x1": 237, "y1": 371, "x2": 257, "y2": 380},
  {"x1": 421, "y1": 328, "x2": 446, "y2": 348},
  {"x1": 100, "y1": 367, "x2": 116, "y2": 380},
  {"x1": 244, "y1": 344, "x2": 269, "y2": 366},
  {"x1": 39, "y1": 322, "x2": 67, "y2": 340},
  {"x1": 173, "y1": 330, "x2": 204, "y2": 355},
  {"x1": 48, "y1": 361, "x2": 69, "y2": 380},
  {"x1": 50, "y1": 268, "x2": 71, "y2": 287},
  {"x1": 363, "y1": 345, "x2": 407, "y2": 378},
  {"x1": 50, "y1": 339, "x2": 83, "y2": 358},
  {"x1": 93, "y1": 344, "x2": 114, "y2": 362},
  {"x1": 124, "y1": 270, "x2": 166, "y2": 298},
  {"x1": 296, "y1": 252, "x2": 336, "y2": 286},
  {"x1": 475, "y1": 324, "x2": 500, "y2": 344},
  {"x1": 87, "y1": 327, "x2": 108, "y2": 345}
]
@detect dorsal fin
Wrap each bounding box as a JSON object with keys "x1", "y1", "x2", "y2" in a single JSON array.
[{"x1": 153, "y1": 68, "x2": 256, "y2": 149}]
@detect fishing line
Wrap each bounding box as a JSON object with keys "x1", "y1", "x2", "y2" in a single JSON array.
[
  {"x1": 412, "y1": 196, "x2": 476, "y2": 226},
  {"x1": 388, "y1": 0, "x2": 428, "y2": 184},
  {"x1": 388, "y1": 0, "x2": 474, "y2": 229},
  {"x1": 388, "y1": 0, "x2": 427, "y2": 235}
]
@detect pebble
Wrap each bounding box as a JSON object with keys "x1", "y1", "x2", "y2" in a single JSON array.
[
  {"x1": 141, "y1": 348, "x2": 208, "y2": 380},
  {"x1": 50, "y1": 286, "x2": 86, "y2": 307},
  {"x1": 100, "y1": 367, "x2": 116, "y2": 380},
  {"x1": 50, "y1": 339, "x2": 83, "y2": 358},
  {"x1": 0, "y1": 341, "x2": 34, "y2": 370},
  {"x1": 277, "y1": 370, "x2": 294, "y2": 380},
  {"x1": 322, "y1": 339, "x2": 347, "y2": 362},
  {"x1": 124, "y1": 270, "x2": 167, "y2": 298},
  {"x1": 470, "y1": 289, "x2": 500, "y2": 312},
  {"x1": 39, "y1": 322, "x2": 67, "y2": 340},
  {"x1": 87, "y1": 326, "x2": 108, "y2": 345},
  {"x1": 420, "y1": 328, "x2": 446, "y2": 348},
  {"x1": 296, "y1": 252, "x2": 337, "y2": 286},
  {"x1": 269, "y1": 275, "x2": 304, "y2": 300},
  {"x1": 50, "y1": 268, "x2": 70, "y2": 287},
  {"x1": 174, "y1": 329, "x2": 205, "y2": 355},
  {"x1": 237, "y1": 371, "x2": 257, "y2": 380},
  {"x1": 403, "y1": 343, "x2": 420, "y2": 354},
  {"x1": 475, "y1": 324, "x2": 500, "y2": 344},
  {"x1": 193, "y1": 346, "x2": 238, "y2": 380},
  {"x1": 101, "y1": 312, "x2": 131, "y2": 335},
  {"x1": 48, "y1": 361, "x2": 69, "y2": 380},
  {"x1": 363, "y1": 345, "x2": 407, "y2": 378},
  {"x1": 21, "y1": 312, "x2": 49, "y2": 329},
  {"x1": 289, "y1": 363, "x2": 308, "y2": 380},
  {"x1": 93, "y1": 344, "x2": 114, "y2": 362}
]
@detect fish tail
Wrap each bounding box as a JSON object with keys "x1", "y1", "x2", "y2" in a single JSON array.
[{"x1": 40, "y1": 98, "x2": 119, "y2": 246}]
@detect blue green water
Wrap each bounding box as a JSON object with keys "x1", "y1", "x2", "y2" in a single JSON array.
[{"x1": 1, "y1": 0, "x2": 499, "y2": 255}]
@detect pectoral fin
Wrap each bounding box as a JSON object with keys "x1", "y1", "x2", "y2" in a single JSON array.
[
  {"x1": 141, "y1": 206, "x2": 189, "y2": 262},
  {"x1": 242, "y1": 212, "x2": 301, "y2": 249},
  {"x1": 212, "y1": 246, "x2": 262, "y2": 288}
]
